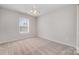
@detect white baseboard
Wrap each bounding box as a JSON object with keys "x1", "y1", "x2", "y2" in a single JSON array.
[
  {"x1": 0, "y1": 36, "x2": 36, "y2": 44},
  {"x1": 38, "y1": 36, "x2": 78, "y2": 54},
  {"x1": 38, "y1": 36, "x2": 76, "y2": 48}
]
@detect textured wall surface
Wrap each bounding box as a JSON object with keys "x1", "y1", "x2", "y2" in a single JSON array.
[
  {"x1": 0, "y1": 8, "x2": 37, "y2": 43},
  {"x1": 38, "y1": 5, "x2": 77, "y2": 47}
]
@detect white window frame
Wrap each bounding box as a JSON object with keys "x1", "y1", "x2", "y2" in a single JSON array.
[{"x1": 19, "y1": 17, "x2": 29, "y2": 33}]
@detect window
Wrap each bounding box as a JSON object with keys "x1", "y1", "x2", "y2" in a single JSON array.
[{"x1": 19, "y1": 17, "x2": 29, "y2": 33}]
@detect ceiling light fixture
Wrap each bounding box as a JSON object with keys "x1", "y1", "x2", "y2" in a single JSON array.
[{"x1": 26, "y1": 5, "x2": 40, "y2": 17}]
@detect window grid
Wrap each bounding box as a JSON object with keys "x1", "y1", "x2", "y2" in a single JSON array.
[{"x1": 19, "y1": 18, "x2": 29, "y2": 33}]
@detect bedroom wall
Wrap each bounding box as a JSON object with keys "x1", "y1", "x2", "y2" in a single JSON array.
[
  {"x1": 0, "y1": 8, "x2": 37, "y2": 43},
  {"x1": 37, "y1": 5, "x2": 77, "y2": 47},
  {"x1": 77, "y1": 5, "x2": 79, "y2": 53}
]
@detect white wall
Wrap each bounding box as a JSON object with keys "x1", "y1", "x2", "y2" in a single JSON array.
[
  {"x1": 77, "y1": 5, "x2": 79, "y2": 53},
  {"x1": 0, "y1": 8, "x2": 37, "y2": 43},
  {"x1": 37, "y1": 5, "x2": 77, "y2": 47}
]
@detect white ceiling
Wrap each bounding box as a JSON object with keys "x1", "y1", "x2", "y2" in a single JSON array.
[{"x1": 0, "y1": 4, "x2": 70, "y2": 17}]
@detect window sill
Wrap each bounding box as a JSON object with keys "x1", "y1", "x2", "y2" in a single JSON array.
[{"x1": 19, "y1": 32, "x2": 29, "y2": 34}]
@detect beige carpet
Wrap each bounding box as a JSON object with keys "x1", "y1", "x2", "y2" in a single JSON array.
[{"x1": 0, "y1": 37, "x2": 76, "y2": 55}]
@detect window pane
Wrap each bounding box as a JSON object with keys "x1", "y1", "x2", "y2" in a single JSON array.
[{"x1": 19, "y1": 17, "x2": 29, "y2": 33}]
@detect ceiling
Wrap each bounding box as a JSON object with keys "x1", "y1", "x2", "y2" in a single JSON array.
[{"x1": 0, "y1": 4, "x2": 70, "y2": 17}]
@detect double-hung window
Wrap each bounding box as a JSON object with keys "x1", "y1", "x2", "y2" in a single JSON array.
[{"x1": 19, "y1": 17, "x2": 29, "y2": 33}]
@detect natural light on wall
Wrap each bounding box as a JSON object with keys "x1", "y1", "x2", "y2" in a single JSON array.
[{"x1": 19, "y1": 17, "x2": 29, "y2": 33}]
